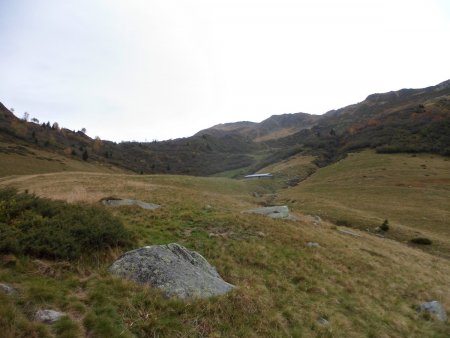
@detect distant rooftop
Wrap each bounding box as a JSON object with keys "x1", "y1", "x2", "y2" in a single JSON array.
[{"x1": 244, "y1": 173, "x2": 273, "y2": 179}]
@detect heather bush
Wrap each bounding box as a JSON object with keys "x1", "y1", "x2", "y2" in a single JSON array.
[{"x1": 0, "y1": 188, "x2": 132, "y2": 260}]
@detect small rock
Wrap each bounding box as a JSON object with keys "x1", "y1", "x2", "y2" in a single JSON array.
[
  {"x1": 306, "y1": 242, "x2": 320, "y2": 248},
  {"x1": 252, "y1": 192, "x2": 261, "y2": 198},
  {"x1": 34, "y1": 309, "x2": 65, "y2": 324},
  {"x1": 418, "y1": 301, "x2": 448, "y2": 322},
  {"x1": 0, "y1": 283, "x2": 17, "y2": 295},
  {"x1": 257, "y1": 231, "x2": 266, "y2": 238},
  {"x1": 243, "y1": 206, "x2": 290, "y2": 219},
  {"x1": 314, "y1": 215, "x2": 322, "y2": 223},
  {"x1": 317, "y1": 317, "x2": 330, "y2": 326}
]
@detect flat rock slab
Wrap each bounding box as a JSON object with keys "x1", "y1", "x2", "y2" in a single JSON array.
[
  {"x1": 35, "y1": 309, "x2": 65, "y2": 324},
  {"x1": 337, "y1": 228, "x2": 361, "y2": 237},
  {"x1": 418, "y1": 301, "x2": 448, "y2": 321},
  {"x1": 243, "y1": 205, "x2": 290, "y2": 219},
  {"x1": 102, "y1": 198, "x2": 160, "y2": 210},
  {"x1": 109, "y1": 243, "x2": 234, "y2": 299}
]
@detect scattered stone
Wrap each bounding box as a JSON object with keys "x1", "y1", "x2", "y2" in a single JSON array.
[
  {"x1": 243, "y1": 205, "x2": 290, "y2": 219},
  {"x1": 252, "y1": 191, "x2": 261, "y2": 198},
  {"x1": 34, "y1": 309, "x2": 66, "y2": 324},
  {"x1": 337, "y1": 228, "x2": 361, "y2": 237},
  {"x1": 306, "y1": 242, "x2": 320, "y2": 248},
  {"x1": 101, "y1": 197, "x2": 160, "y2": 210},
  {"x1": 418, "y1": 301, "x2": 448, "y2": 322},
  {"x1": 301, "y1": 215, "x2": 322, "y2": 225},
  {"x1": 317, "y1": 317, "x2": 330, "y2": 326},
  {"x1": 0, "y1": 283, "x2": 17, "y2": 295},
  {"x1": 286, "y1": 177, "x2": 301, "y2": 187},
  {"x1": 109, "y1": 243, "x2": 234, "y2": 299},
  {"x1": 257, "y1": 231, "x2": 266, "y2": 238}
]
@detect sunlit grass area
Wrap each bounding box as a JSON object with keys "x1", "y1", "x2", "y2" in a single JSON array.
[{"x1": 278, "y1": 150, "x2": 450, "y2": 258}]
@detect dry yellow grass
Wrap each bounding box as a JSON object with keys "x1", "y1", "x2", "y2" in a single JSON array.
[
  {"x1": 253, "y1": 127, "x2": 300, "y2": 142},
  {"x1": 0, "y1": 153, "x2": 449, "y2": 336},
  {"x1": 276, "y1": 150, "x2": 450, "y2": 258},
  {"x1": 258, "y1": 154, "x2": 316, "y2": 175},
  {"x1": 0, "y1": 141, "x2": 124, "y2": 177}
]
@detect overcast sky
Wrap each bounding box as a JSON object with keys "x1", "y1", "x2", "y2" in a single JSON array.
[{"x1": 1, "y1": 0, "x2": 449, "y2": 142}]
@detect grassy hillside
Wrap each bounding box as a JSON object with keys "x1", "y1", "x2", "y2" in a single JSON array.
[
  {"x1": 2, "y1": 80, "x2": 448, "y2": 178},
  {"x1": 277, "y1": 150, "x2": 450, "y2": 259},
  {"x1": 0, "y1": 142, "x2": 125, "y2": 177},
  {"x1": 0, "y1": 166, "x2": 449, "y2": 337}
]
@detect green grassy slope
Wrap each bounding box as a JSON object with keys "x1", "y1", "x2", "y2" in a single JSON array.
[
  {"x1": 0, "y1": 166, "x2": 449, "y2": 337},
  {"x1": 277, "y1": 150, "x2": 450, "y2": 258},
  {"x1": 0, "y1": 142, "x2": 125, "y2": 177}
]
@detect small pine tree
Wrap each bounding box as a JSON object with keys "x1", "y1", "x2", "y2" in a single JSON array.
[
  {"x1": 82, "y1": 150, "x2": 89, "y2": 161},
  {"x1": 380, "y1": 219, "x2": 389, "y2": 231}
]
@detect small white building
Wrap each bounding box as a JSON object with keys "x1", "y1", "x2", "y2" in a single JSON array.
[{"x1": 244, "y1": 173, "x2": 273, "y2": 179}]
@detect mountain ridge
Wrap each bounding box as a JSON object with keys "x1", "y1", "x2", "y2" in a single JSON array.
[{"x1": 1, "y1": 79, "x2": 449, "y2": 176}]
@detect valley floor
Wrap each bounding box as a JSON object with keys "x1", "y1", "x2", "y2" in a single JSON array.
[{"x1": 0, "y1": 151, "x2": 449, "y2": 337}]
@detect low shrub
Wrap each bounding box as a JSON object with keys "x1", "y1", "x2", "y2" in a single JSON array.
[
  {"x1": 410, "y1": 237, "x2": 432, "y2": 245},
  {"x1": 0, "y1": 188, "x2": 132, "y2": 260},
  {"x1": 380, "y1": 219, "x2": 389, "y2": 232},
  {"x1": 336, "y1": 219, "x2": 351, "y2": 227}
]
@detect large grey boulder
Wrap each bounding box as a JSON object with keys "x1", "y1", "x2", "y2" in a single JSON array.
[
  {"x1": 109, "y1": 243, "x2": 234, "y2": 299},
  {"x1": 101, "y1": 198, "x2": 160, "y2": 210},
  {"x1": 418, "y1": 301, "x2": 448, "y2": 322},
  {"x1": 243, "y1": 205, "x2": 291, "y2": 219}
]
